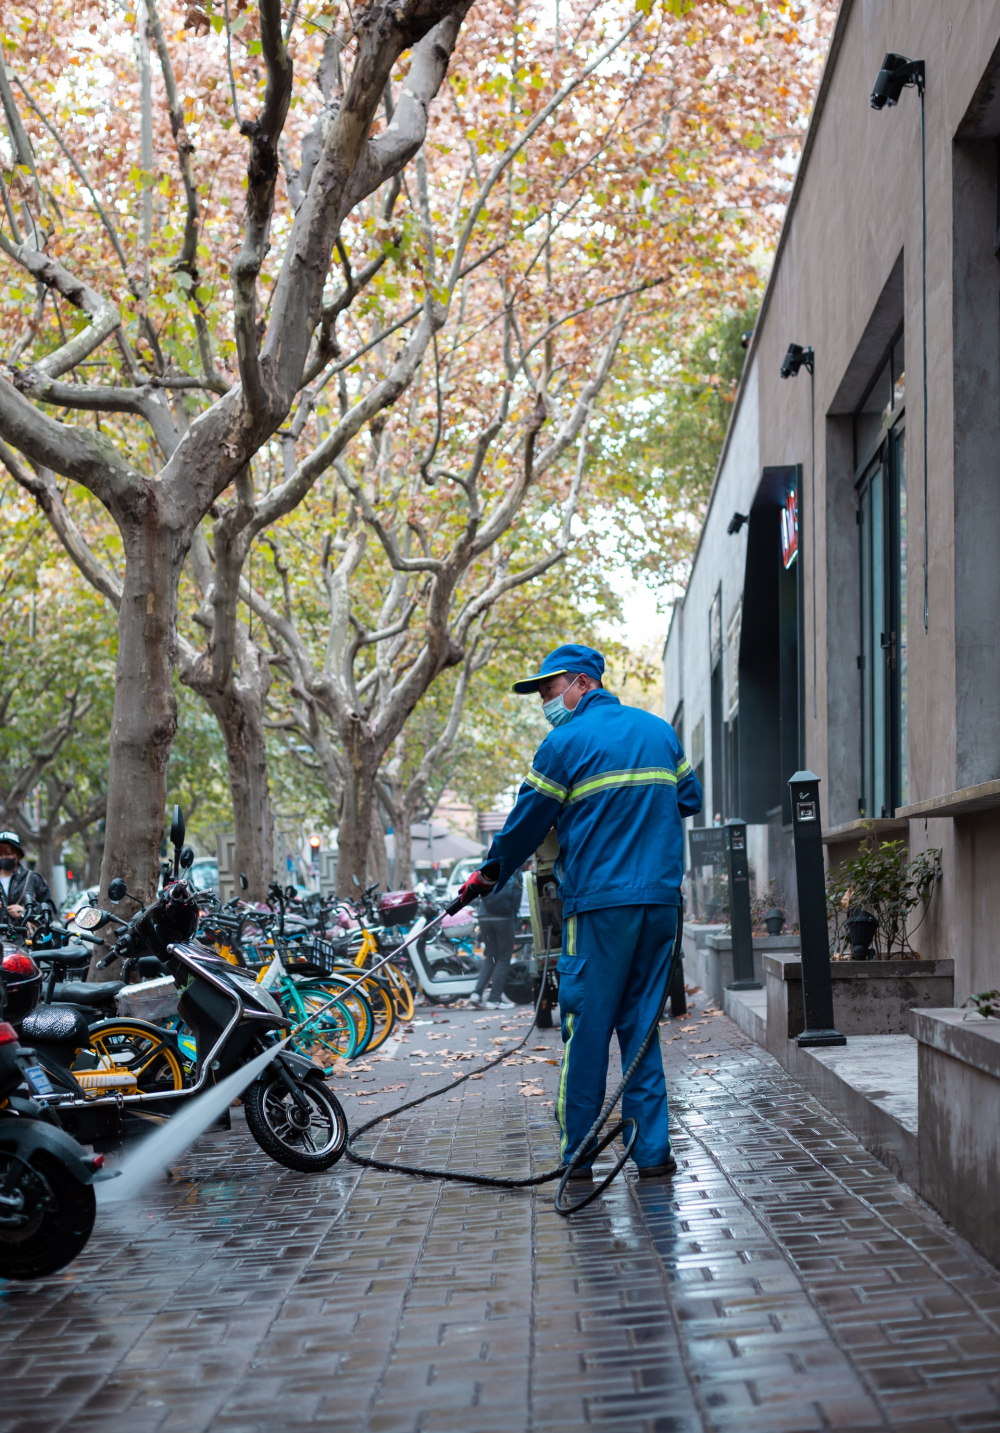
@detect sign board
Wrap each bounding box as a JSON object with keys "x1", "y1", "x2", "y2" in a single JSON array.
[
  {"x1": 781, "y1": 487, "x2": 799, "y2": 568},
  {"x1": 688, "y1": 827, "x2": 727, "y2": 869}
]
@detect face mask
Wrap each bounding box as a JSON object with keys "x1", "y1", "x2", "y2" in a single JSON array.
[
  {"x1": 542, "y1": 677, "x2": 582, "y2": 728},
  {"x1": 0, "y1": 858, "x2": 16, "y2": 872}
]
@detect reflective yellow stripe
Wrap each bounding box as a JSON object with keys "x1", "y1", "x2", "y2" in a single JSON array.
[
  {"x1": 525, "y1": 766, "x2": 568, "y2": 803},
  {"x1": 566, "y1": 913, "x2": 576, "y2": 957},
  {"x1": 557, "y1": 1012, "x2": 575, "y2": 1159},
  {"x1": 566, "y1": 767, "x2": 677, "y2": 805},
  {"x1": 677, "y1": 757, "x2": 692, "y2": 778}
]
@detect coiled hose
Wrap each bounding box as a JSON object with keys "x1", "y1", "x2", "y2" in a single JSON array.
[{"x1": 345, "y1": 913, "x2": 683, "y2": 1216}]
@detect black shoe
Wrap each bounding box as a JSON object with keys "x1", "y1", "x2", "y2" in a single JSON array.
[
  {"x1": 565, "y1": 1166, "x2": 593, "y2": 1182},
  {"x1": 636, "y1": 1155, "x2": 678, "y2": 1180}
]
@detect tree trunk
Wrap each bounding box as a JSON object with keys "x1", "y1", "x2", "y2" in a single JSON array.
[
  {"x1": 336, "y1": 726, "x2": 381, "y2": 897},
  {"x1": 33, "y1": 831, "x2": 56, "y2": 887},
  {"x1": 392, "y1": 808, "x2": 413, "y2": 890},
  {"x1": 85, "y1": 826, "x2": 105, "y2": 886},
  {"x1": 93, "y1": 522, "x2": 183, "y2": 974},
  {"x1": 200, "y1": 632, "x2": 274, "y2": 901},
  {"x1": 368, "y1": 806, "x2": 390, "y2": 891}
]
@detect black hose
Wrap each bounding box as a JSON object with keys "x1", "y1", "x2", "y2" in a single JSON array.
[{"x1": 345, "y1": 911, "x2": 684, "y2": 1213}]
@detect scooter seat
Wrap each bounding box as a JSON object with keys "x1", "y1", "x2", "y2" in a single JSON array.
[
  {"x1": 52, "y1": 980, "x2": 124, "y2": 1006},
  {"x1": 20, "y1": 1004, "x2": 91, "y2": 1044},
  {"x1": 58, "y1": 944, "x2": 94, "y2": 964}
]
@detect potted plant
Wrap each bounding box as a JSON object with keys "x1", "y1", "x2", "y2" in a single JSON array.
[{"x1": 826, "y1": 828, "x2": 941, "y2": 958}]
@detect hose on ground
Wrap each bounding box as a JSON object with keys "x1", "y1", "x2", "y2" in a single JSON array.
[{"x1": 344, "y1": 912, "x2": 683, "y2": 1215}]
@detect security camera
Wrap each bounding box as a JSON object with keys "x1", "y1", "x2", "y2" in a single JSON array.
[
  {"x1": 781, "y1": 343, "x2": 814, "y2": 379},
  {"x1": 871, "y1": 53, "x2": 925, "y2": 110}
]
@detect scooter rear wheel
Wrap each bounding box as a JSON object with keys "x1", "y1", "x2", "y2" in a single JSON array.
[
  {"x1": 244, "y1": 1072, "x2": 348, "y2": 1172},
  {"x1": 0, "y1": 1150, "x2": 96, "y2": 1281}
]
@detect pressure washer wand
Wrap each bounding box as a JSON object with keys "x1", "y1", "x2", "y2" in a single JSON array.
[{"x1": 288, "y1": 893, "x2": 466, "y2": 1040}]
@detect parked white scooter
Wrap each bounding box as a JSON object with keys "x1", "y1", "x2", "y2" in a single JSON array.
[{"x1": 402, "y1": 910, "x2": 482, "y2": 1004}]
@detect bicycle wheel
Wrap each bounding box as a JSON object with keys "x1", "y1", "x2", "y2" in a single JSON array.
[
  {"x1": 78, "y1": 1020, "x2": 185, "y2": 1093},
  {"x1": 385, "y1": 963, "x2": 415, "y2": 1022},
  {"x1": 354, "y1": 975, "x2": 395, "y2": 1052},
  {"x1": 299, "y1": 978, "x2": 376, "y2": 1057},
  {"x1": 293, "y1": 991, "x2": 358, "y2": 1063}
]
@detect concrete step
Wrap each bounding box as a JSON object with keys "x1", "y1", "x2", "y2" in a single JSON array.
[{"x1": 724, "y1": 983, "x2": 918, "y2": 1186}]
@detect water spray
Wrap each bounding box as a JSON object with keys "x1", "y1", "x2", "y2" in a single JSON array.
[
  {"x1": 94, "y1": 905, "x2": 463, "y2": 1208},
  {"x1": 96, "y1": 1041, "x2": 288, "y2": 1205}
]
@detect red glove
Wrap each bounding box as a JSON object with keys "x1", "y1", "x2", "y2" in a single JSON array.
[{"x1": 457, "y1": 866, "x2": 498, "y2": 907}]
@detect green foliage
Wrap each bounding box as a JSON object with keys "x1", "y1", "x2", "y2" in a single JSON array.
[
  {"x1": 965, "y1": 991, "x2": 1000, "y2": 1020},
  {"x1": 166, "y1": 683, "x2": 234, "y2": 856},
  {"x1": 585, "y1": 304, "x2": 760, "y2": 593},
  {"x1": 826, "y1": 829, "x2": 941, "y2": 958}
]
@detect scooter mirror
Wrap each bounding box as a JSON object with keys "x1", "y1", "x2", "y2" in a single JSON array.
[
  {"x1": 76, "y1": 906, "x2": 111, "y2": 930},
  {"x1": 239, "y1": 872, "x2": 249, "y2": 891},
  {"x1": 180, "y1": 845, "x2": 195, "y2": 869},
  {"x1": 107, "y1": 878, "x2": 128, "y2": 904},
  {"x1": 169, "y1": 804, "x2": 186, "y2": 849},
  {"x1": 285, "y1": 884, "x2": 297, "y2": 900}
]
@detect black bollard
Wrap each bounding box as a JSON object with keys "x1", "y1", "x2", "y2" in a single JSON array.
[
  {"x1": 725, "y1": 818, "x2": 762, "y2": 990},
  {"x1": 788, "y1": 771, "x2": 845, "y2": 1046}
]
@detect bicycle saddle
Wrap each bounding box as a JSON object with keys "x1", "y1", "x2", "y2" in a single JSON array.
[{"x1": 52, "y1": 980, "x2": 124, "y2": 1006}]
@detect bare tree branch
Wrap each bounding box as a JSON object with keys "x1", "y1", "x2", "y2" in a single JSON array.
[
  {"x1": 231, "y1": 0, "x2": 292, "y2": 415},
  {"x1": 0, "y1": 234, "x2": 119, "y2": 380}
]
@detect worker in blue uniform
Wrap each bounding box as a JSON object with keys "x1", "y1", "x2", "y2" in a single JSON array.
[{"x1": 459, "y1": 643, "x2": 702, "y2": 1182}]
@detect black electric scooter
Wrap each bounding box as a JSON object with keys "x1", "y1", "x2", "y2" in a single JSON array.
[
  {"x1": 34, "y1": 809, "x2": 347, "y2": 1171},
  {"x1": 0, "y1": 972, "x2": 112, "y2": 1280}
]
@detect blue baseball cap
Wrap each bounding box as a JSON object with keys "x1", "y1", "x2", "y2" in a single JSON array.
[{"x1": 511, "y1": 643, "x2": 605, "y2": 694}]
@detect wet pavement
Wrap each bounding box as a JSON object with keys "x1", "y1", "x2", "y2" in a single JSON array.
[{"x1": 3, "y1": 993, "x2": 1000, "y2": 1432}]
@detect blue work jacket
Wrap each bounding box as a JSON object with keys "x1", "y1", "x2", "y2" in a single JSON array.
[{"x1": 486, "y1": 689, "x2": 702, "y2": 914}]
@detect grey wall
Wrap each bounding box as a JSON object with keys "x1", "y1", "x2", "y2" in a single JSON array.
[{"x1": 951, "y1": 139, "x2": 1000, "y2": 789}]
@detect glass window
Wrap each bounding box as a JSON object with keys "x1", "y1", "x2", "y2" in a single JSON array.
[
  {"x1": 854, "y1": 327, "x2": 905, "y2": 466},
  {"x1": 709, "y1": 587, "x2": 722, "y2": 667},
  {"x1": 858, "y1": 423, "x2": 907, "y2": 816},
  {"x1": 891, "y1": 332, "x2": 905, "y2": 410},
  {"x1": 856, "y1": 359, "x2": 891, "y2": 460}
]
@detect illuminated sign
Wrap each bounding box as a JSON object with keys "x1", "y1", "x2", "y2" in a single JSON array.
[{"x1": 780, "y1": 488, "x2": 798, "y2": 568}]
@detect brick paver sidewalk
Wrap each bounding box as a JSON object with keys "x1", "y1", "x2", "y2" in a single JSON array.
[{"x1": 3, "y1": 994, "x2": 1000, "y2": 1433}]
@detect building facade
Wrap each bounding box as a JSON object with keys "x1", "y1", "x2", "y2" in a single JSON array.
[{"x1": 663, "y1": 0, "x2": 1000, "y2": 1002}]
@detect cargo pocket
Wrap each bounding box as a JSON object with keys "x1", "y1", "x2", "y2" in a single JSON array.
[{"x1": 556, "y1": 953, "x2": 586, "y2": 975}]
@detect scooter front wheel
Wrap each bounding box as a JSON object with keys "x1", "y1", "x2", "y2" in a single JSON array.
[
  {"x1": 244, "y1": 1072, "x2": 347, "y2": 1172},
  {"x1": 0, "y1": 1150, "x2": 96, "y2": 1281}
]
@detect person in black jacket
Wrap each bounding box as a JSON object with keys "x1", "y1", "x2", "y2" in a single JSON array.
[
  {"x1": 470, "y1": 865, "x2": 524, "y2": 1008},
  {"x1": 0, "y1": 830, "x2": 56, "y2": 919}
]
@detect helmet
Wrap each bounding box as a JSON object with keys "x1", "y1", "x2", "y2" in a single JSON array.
[{"x1": 0, "y1": 950, "x2": 43, "y2": 1025}]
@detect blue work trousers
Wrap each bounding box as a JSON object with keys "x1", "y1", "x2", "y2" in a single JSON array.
[{"x1": 556, "y1": 903, "x2": 678, "y2": 1170}]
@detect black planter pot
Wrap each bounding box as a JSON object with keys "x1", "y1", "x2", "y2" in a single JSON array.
[
  {"x1": 847, "y1": 908, "x2": 878, "y2": 960},
  {"x1": 764, "y1": 906, "x2": 786, "y2": 936}
]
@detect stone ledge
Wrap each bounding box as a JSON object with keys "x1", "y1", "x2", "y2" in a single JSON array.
[
  {"x1": 897, "y1": 778, "x2": 1000, "y2": 819},
  {"x1": 723, "y1": 984, "x2": 767, "y2": 1045},
  {"x1": 822, "y1": 816, "x2": 909, "y2": 844},
  {"x1": 763, "y1": 954, "x2": 955, "y2": 981},
  {"x1": 910, "y1": 1007, "x2": 1000, "y2": 1079}
]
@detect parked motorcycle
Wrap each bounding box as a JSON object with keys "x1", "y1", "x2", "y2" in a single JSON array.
[
  {"x1": 25, "y1": 809, "x2": 350, "y2": 1171},
  {"x1": 0, "y1": 969, "x2": 111, "y2": 1280}
]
